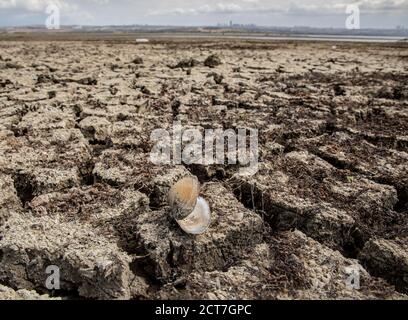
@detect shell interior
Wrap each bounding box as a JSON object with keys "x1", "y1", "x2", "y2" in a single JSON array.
[{"x1": 177, "y1": 197, "x2": 211, "y2": 235}]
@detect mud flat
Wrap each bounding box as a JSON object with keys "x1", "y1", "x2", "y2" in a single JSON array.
[{"x1": 0, "y1": 37, "x2": 407, "y2": 300}]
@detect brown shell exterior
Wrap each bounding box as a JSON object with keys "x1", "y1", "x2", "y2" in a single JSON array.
[{"x1": 168, "y1": 176, "x2": 200, "y2": 220}]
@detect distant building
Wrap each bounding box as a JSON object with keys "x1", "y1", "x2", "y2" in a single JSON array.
[{"x1": 216, "y1": 21, "x2": 257, "y2": 29}]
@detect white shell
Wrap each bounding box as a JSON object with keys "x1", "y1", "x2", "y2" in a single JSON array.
[{"x1": 176, "y1": 197, "x2": 211, "y2": 235}]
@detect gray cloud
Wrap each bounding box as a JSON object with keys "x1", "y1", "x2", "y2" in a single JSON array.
[{"x1": 152, "y1": 0, "x2": 408, "y2": 16}]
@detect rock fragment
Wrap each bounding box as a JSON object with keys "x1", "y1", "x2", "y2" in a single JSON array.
[
  {"x1": 169, "y1": 58, "x2": 199, "y2": 69},
  {"x1": 132, "y1": 56, "x2": 144, "y2": 65},
  {"x1": 204, "y1": 54, "x2": 222, "y2": 68}
]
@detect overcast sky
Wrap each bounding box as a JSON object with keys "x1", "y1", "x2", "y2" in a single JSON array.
[{"x1": 0, "y1": 0, "x2": 407, "y2": 28}]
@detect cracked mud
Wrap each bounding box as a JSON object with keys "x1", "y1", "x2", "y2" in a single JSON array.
[{"x1": 0, "y1": 39, "x2": 407, "y2": 300}]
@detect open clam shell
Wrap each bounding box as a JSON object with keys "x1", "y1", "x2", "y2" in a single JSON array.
[
  {"x1": 168, "y1": 177, "x2": 211, "y2": 235},
  {"x1": 168, "y1": 176, "x2": 200, "y2": 221},
  {"x1": 177, "y1": 197, "x2": 211, "y2": 235}
]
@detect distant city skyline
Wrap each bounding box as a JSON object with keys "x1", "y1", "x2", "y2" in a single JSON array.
[{"x1": 0, "y1": 0, "x2": 407, "y2": 29}]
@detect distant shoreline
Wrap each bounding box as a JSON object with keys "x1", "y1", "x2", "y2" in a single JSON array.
[
  {"x1": 0, "y1": 31, "x2": 406, "y2": 44},
  {"x1": 133, "y1": 33, "x2": 407, "y2": 43}
]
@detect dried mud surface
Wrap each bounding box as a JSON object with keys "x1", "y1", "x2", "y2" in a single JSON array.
[{"x1": 0, "y1": 39, "x2": 407, "y2": 300}]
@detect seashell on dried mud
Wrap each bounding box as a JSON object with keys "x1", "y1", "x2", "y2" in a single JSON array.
[
  {"x1": 168, "y1": 176, "x2": 211, "y2": 235},
  {"x1": 168, "y1": 176, "x2": 199, "y2": 220}
]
